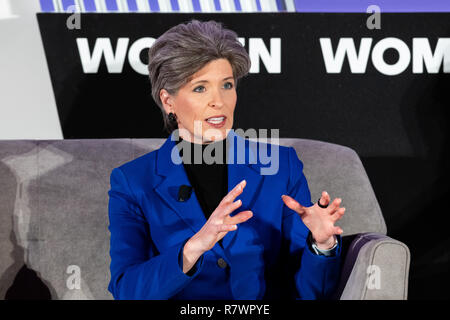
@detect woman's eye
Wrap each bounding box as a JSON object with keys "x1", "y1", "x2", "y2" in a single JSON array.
[
  {"x1": 193, "y1": 82, "x2": 233, "y2": 92},
  {"x1": 224, "y1": 82, "x2": 234, "y2": 89},
  {"x1": 194, "y1": 86, "x2": 205, "y2": 93}
]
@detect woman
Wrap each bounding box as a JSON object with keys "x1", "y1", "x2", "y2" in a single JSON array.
[{"x1": 107, "y1": 19, "x2": 345, "y2": 300}]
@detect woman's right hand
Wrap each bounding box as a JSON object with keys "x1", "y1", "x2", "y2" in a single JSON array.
[{"x1": 182, "y1": 180, "x2": 253, "y2": 273}]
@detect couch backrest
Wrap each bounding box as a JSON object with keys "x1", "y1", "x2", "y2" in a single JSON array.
[{"x1": 0, "y1": 138, "x2": 385, "y2": 299}]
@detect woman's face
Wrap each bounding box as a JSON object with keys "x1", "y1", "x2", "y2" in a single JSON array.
[{"x1": 161, "y1": 58, "x2": 237, "y2": 143}]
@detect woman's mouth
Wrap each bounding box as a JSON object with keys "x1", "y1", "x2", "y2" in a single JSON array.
[{"x1": 205, "y1": 116, "x2": 226, "y2": 128}]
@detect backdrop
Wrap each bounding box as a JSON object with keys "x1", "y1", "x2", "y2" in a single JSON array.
[{"x1": 35, "y1": 12, "x2": 450, "y2": 299}]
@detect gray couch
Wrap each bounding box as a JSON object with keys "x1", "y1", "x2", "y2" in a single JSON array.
[{"x1": 0, "y1": 138, "x2": 410, "y2": 300}]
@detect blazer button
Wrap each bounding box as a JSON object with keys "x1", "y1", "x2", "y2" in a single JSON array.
[{"x1": 217, "y1": 258, "x2": 228, "y2": 269}]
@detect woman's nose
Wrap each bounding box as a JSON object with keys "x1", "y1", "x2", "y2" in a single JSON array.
[{"x1": 208, "y1": 88, "x2": 224, "y2": 108}]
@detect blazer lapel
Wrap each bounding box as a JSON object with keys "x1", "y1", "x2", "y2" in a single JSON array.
[
  {"x1": 154, "y1": 132, "x2": 207, "y2": 235},
  {"x1": 221, "y1": 129, "x2": 265, "y2": 251}
]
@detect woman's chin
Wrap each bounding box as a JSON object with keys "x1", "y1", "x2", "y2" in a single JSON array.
[{"x1": 203, "y1": 128, "x2": 230, "y2": 142}]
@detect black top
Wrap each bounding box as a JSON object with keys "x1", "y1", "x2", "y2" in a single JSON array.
[
  {"x1": 176, "y1": 136, "x2": 228, "y2": 221},
  {"x1": 175, "y1": 137, "x2": 228, "y2": 276}
]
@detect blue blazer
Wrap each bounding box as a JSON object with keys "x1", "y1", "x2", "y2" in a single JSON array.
[{"x1": 107, "y1": 129, "x2": 342, "y2": 300}]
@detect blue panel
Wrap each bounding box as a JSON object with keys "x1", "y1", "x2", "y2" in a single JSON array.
[
  {"x1": 192, "y1": 0, "x2": 201, "y2": 11},
  {"x1": 83, "y1": 0, "x2": 97, "y2": 11},
  {"x1": 295, "y1": 0, "x2": 450, "y2": 13},
  {"x1": 275, "y1": 0, "x2": 286, "y2": 11},
  {"x1": 105, "y1": 0, "x2": 119, "y2": 11},
  {"x1": 234, "y1": 0, "x2": 241, "y2": 11},
  {"x1": 213, "y1": 0, "x2": 221, "y2": 11},
  {"x1": 170, "y1": 0, "x2": 179, "y2": 11},
  {"x1": 148, "y1": 0, "x2": 160, "y2": 11},
  {"x1": 127, "y1": 0, "x2": 138, "y2": 11},
  {"x1": 40, "y1": 0, "x2": 55, "y2": 12},
  {"x1": 61, "y1": 0, "x2": 75, "y2": 11},
  {"x1": 255, "y1": 0, "x2": 261, "y2": 11}
]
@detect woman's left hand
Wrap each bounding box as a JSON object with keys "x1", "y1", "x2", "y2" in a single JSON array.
[{"x1": 282, "y1": 191, "x2": 345, "y2": 250}]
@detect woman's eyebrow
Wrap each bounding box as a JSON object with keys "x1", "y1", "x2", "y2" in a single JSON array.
[{"x1": 191, "y1": 76, "x2": 234, "y2": 85}]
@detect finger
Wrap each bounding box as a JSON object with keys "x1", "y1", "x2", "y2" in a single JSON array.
[
  {"x1": 333, "y1": 226, "x2": 343, "y2": 235},
  {"x1": 226, "y1": 210, "x2": 253, "y2": 225},
  {"x1": 221, "y1": 180, "x2": 246, "y2": 205},
  {"x1": 327, "y1": 197, "x2": 342, "y2": 213},
  {"x1": 217, "y1": 224, "x2": 237, "y2": 233},
  {"x1": 318, "y1": 191, "x2": 331, "y2": 207},
  {"x1": 331, "y1": 207, "x2": 345, "y2": 221},
  {"x1": 281, "y1": 195, "x2": 306, "y2": 215},
  {"x1": 220, "y1": 199, "x2": 242, "y2": 217}
]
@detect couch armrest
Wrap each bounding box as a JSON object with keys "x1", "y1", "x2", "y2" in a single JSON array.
[{"x1": 333, "y1": 232, "x2": 410, "y2": 300}]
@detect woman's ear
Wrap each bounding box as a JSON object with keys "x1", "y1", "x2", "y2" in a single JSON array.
[{"x1": 160, "y1": 88, "x2": 173, "y2": 114}]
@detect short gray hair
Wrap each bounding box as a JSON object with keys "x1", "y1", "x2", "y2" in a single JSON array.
[{"x1": 147, "y1": 19, "x2": 251, "y2": 133}]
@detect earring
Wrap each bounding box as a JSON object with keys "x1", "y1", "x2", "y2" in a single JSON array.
[{"x1": 168, "y1": 112, "x2": 177, "y2": 123}]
